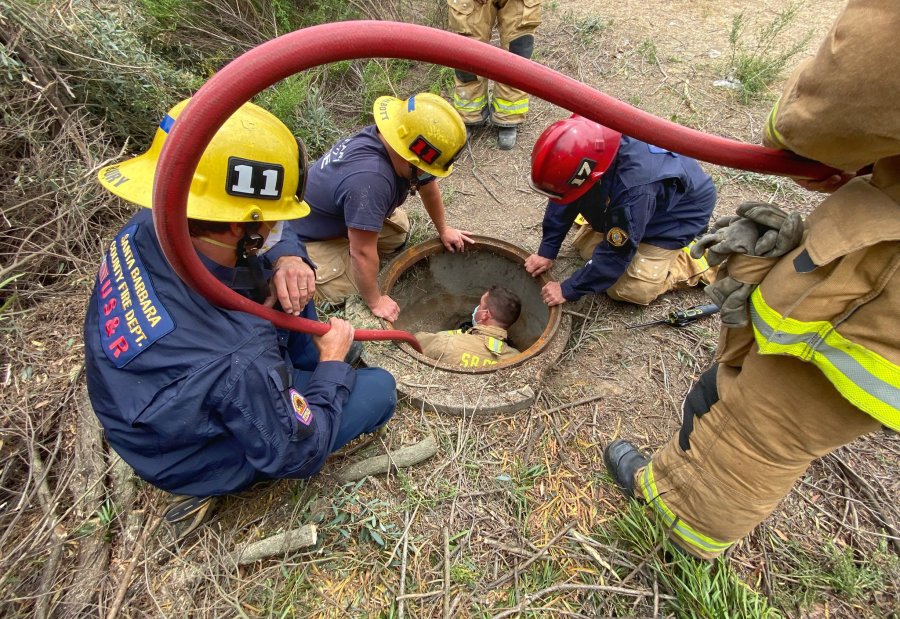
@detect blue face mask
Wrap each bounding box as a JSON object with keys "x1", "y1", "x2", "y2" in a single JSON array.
[{"x1": 471, "y1": 305, "x2": 480, "y2": 326}]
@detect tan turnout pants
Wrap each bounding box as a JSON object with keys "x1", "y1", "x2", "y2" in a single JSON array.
[
  {"x1": 305, "y1": 209, "x2": 410, "y2": 304},
  {"x1": 636, "y1": 348, "x2": 881, "y2": 559},
  {"x1": 572, "y1": 225, "x2": 714, "y2": 305},
  {"x1": 447, "y1": 0, "x2": 542, "y2": 125}
]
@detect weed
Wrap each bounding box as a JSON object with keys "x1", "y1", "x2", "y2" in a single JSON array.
[
  {"x1": 450, "y1": 558, "x2": 480, "y2": 586},
  {"x1": 323, "y1": 481, "x2": 402, "y2": 550},
  {"x1": 769, "y1": 538, "x2": 900, "y2": 611},
  {"x1": 727, "y1": 3, "x2": 812, "y2": 104},
  {"x1": 638, "y1": 39, "x2": 658, "y2": 65},
  {"x1": 598, "y1": 501, "x2": 782, "y2": 618},
  {"x1": 405, "y1": 207, "x2": 435, "y2": 247},
  {"x1": 358, "y1": 59, "x2": 413, "y2": 122},
  {"x1": 572, "y1": 14, "x2": 607, "y2": 46}
]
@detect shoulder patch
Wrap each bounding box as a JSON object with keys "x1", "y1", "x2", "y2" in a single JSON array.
[
  {"x1": 290, "y1": 388, "x2": 313, "y2": 426},
  {"x1": 96, "y1": 225, "x2": 174, "y2": 368},
  {"x1": 606, "y1": 226, "x2": 629, "y2": 247}
]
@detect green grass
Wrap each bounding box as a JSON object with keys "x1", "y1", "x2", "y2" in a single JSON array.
[
  {"x1": 768, "y1": 538, "x2": 900, "y2": 613},
  {"x1": 638, "y1": 39, "x2": 659, "y2": 65},
  {"x1": 727, "y1": 3, "x2": 812, "y2": 104},
  {"x1": 359, "y1": 59, "x2": 413, "y2": 122},
  {"x1": 598, "y1": 501, "x2": 782, "y2": 618}
]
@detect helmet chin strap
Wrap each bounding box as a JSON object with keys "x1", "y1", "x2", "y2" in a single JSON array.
[
  {"x1": 407, "y1": 163, "x2": 421, "y2": 197},
  {"x1": 236, "y1": 230, "x2": 268, "y2": 303}
]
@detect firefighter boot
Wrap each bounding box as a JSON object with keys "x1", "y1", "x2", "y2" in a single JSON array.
[
  {"x1": 603, "y1": 439, "x2": 649, "y2": 499},
  {"x1": 497, "y1": 125, "x2": 517, "y2": 150}
]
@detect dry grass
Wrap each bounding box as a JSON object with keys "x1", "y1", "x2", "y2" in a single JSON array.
[{"x1": 1, "y1": 0, "x2": 898, "y2": 617}]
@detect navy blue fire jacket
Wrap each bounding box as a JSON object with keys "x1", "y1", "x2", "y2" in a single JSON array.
[
  {"x1": 536, "y1": 137, "x2": 717, "y2": 302},
  {"x1": 84, "y1": 209, "x2": 354, "y2": 496}
]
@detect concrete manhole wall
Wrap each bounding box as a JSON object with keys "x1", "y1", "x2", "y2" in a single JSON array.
[{"x1": 346, "y1": 236, "x2": 572, "y2": 417}]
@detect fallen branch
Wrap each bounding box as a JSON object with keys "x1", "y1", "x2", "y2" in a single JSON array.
[
  {"x1": 230, "y1": 524, "x2": 318, "y2": 564},
  {"x1": 486, "y1": 522, "x2": 575, "y2": 589},
  {"x1": 336, "y1": 435, "x2": 438, "y2": 483}
]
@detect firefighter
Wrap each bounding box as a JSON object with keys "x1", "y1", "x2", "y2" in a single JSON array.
[
  {"x1": 604, "y1": 0, "x2": 900, "y2": 560},
  {"x1": 415, "y1": 285, "x2": 522, "y2": 368},
  {"x1": 526, "y1": 115, "x2": 717, "y2": 307},
  {"x1": 288, "y1": 93, "x2": 473, "y2": 323},
  {"x1": 87, "y1": 100, "x2": 397, "y2": 536},
  {"x1": 447, "y1": 0, "x2": 542, "y2": 150}
]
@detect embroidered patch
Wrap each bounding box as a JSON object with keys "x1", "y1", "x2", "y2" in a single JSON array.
[
  {"x1": 96, "y1": 225, "x2": 175, "y2": 368},
  {"x1": 290, "y1": 388, "x2": 313, "y2": 426},
  {"x1": 606, "y1": 226, "x2": 628, "y2": 247}
]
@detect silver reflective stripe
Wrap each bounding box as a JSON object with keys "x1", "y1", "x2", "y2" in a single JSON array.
[{"x1": 749, "y1": 303, "x2": 900, "y2": 411}]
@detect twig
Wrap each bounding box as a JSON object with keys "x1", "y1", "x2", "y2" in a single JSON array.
[
  {"x1": 543, "y1": 393, "x2": 608, "y2": 416},
  {"x1": 466, "y1": 141, "x2": 501, "y2": 204},
  {"x1": 397, "y1": 510, "x2": 410, "y2": 619},
  {"x1": 335, "y1": 435, "x2": 438, "y2": 482},
  {"x1": 491, "y1": 583, "x2": 664, "y2": 619},
  {"x1": 830, "y1": 455, "x2": 900, "y2": 555},
  {"x1": 487, "y1": 522, "x2": 575, "y2": 589},
  {"x1": 106, "y1": 500, "x2": 164, "y2": 619},
  {"x1": 443, "y1": 526, "x2": 451, "y2": 618}
]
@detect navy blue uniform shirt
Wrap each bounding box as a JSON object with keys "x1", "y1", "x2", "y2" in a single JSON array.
[
  {"x1": 84, "y1": 209, "x2": 354, "y2": 496},
  {"x1": 291, "y1": 126, "x2": 409, "y2": 242},
  {"x1": 537, "y1": 137, "x2": 717, "y2": 301}
]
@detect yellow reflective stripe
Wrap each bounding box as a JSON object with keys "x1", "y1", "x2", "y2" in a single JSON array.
[
  {"x1": 684, "y1": 241, "x2": 709, "y2": 271},
  {"x1": 639, "y1": 463, "x2": 733, "y2": 553},
  {"x1": 750, "y1": 288, "x2": 900, "y2": 430},
  {"x1": 492, "y1": 97, "x2": 529, "y2": 114},
  {"x1": 452, "y1": 93, "x2": 486, "y2": 111},
  {"x1": 764, "y1": 98, "x2": 788, "y2": 149},
  {"x1": 487, "y1": 337, "x2": 504, "y2": 354}
]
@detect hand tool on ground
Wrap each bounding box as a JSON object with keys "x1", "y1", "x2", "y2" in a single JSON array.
[{"x1": 626, "y1": 304, "x2": 720, "y2": 329}]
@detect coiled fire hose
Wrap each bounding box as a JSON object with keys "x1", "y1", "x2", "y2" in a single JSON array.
[{"x1": 152, "y1": 21, "x2": 838, "y2": 349}]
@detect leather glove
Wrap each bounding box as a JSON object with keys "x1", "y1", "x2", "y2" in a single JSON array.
[
  {"x1": 704, "y1": 276, "x2": 754, "y2": 328},
  {"x1": 698, "y1": 201, "x2": 805, "y2": 328},
  {"x1": 690, "y1": 216, "x2": 760, "y2": 266},
  {"x1": 736, "y1": 202, "x2": 804, "y2": 258}
]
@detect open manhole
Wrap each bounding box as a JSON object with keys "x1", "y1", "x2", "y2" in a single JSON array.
[{"x1": 346, "y1": 236, "x2": 572, "y2": 416}]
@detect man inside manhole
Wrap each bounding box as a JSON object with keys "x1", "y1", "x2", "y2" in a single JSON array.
[{"x1": 414, "y1": 285, "x2": 522, "y2": 368}]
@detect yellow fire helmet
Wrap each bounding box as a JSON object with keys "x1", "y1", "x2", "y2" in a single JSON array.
[
  {"x1": 98, "y1": 98, "x2": 310, "y2": 222},
  {"x1": 373, "y1": 93, "x2": 466, "y2": 178}
]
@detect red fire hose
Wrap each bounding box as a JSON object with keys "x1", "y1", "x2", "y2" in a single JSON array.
[{"x1": 153, "y1": 21, "x2": 838, "y2": 346}]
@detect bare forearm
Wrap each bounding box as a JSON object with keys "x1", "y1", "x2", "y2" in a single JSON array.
[
  {"x1": 350, "y1": 248, "x2": 382, "y2": 307},
  {"x1": 420, "y1": 183, "x2": 447, "y2": 234}
]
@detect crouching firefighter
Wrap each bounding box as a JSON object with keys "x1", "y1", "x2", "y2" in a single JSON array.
[{"x1": 85, "y1": 99, "x2": 397, "y2": 538}]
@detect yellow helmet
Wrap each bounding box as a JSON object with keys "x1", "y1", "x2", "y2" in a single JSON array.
[
  {"x1": 373, "y1": 93, "x2": 466, "y2": 178},
  {"x1": 98, "y1": 99, "x2": 310, "y2": 222}
]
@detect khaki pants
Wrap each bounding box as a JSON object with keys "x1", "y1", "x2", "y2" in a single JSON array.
[
  {"x1": 572, "y1": 225, "x2": 715, "y2": 305},
  {"x1": 447, "y1": 0, "x2": 542, "y2": 125},
  {"x1": 306, "y1": 209, "x2": 410, "y2": 304},
  {"x1": 636, "y1": 346, "x2": 881, "y2": 559}
]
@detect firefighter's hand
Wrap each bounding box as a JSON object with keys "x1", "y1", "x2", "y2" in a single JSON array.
[
  {"x1": 540, "y1": 281, "x2": 567, "y2": 307},
  {"x1": 314, "y1": 318, "x2": 355, "y2": 362},
  {"x1": 793, "y1": 173, "x2": 854, "y2": 194},
  {"x1": 370, "y1": 295, "x2": 401, "y2": 323},
  {"x1": 440, "y1": 228, "x2": 474, "y2": 253},
  {"x1": 525, "y1": 254, "x2": 554, "y2": 277},
  {"x1": 268, "y1": 256, "x2": 316, "y2": 315}
]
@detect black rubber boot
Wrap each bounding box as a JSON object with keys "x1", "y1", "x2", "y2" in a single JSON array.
[
  {"x1": 497, "y1": 125, "x2": 517, "y2": 150},
  {"x1": 603, "y1": 439, "x2": 649, "y2": 499},
  {"x1": 344, "y1": 341, "x2": 365, "y2": 367}
]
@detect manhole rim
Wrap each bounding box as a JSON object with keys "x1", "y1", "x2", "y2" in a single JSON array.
[{"x1": 380, "y1": 235, "x2": 563, "y2": 374}]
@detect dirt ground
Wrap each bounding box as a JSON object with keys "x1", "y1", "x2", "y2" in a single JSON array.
[{"x1": 3, "y1": 0, "x2": 898, "y2": 617}]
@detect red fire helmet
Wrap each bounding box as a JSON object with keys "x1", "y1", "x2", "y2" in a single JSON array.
[{"x1": 529, "y1": 115, "x2": 622, "y2": 204}]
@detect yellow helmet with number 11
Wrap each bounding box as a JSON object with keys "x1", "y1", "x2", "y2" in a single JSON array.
[{"x1": 98, "y1": 98, "x2": 310, "y2": 222}]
